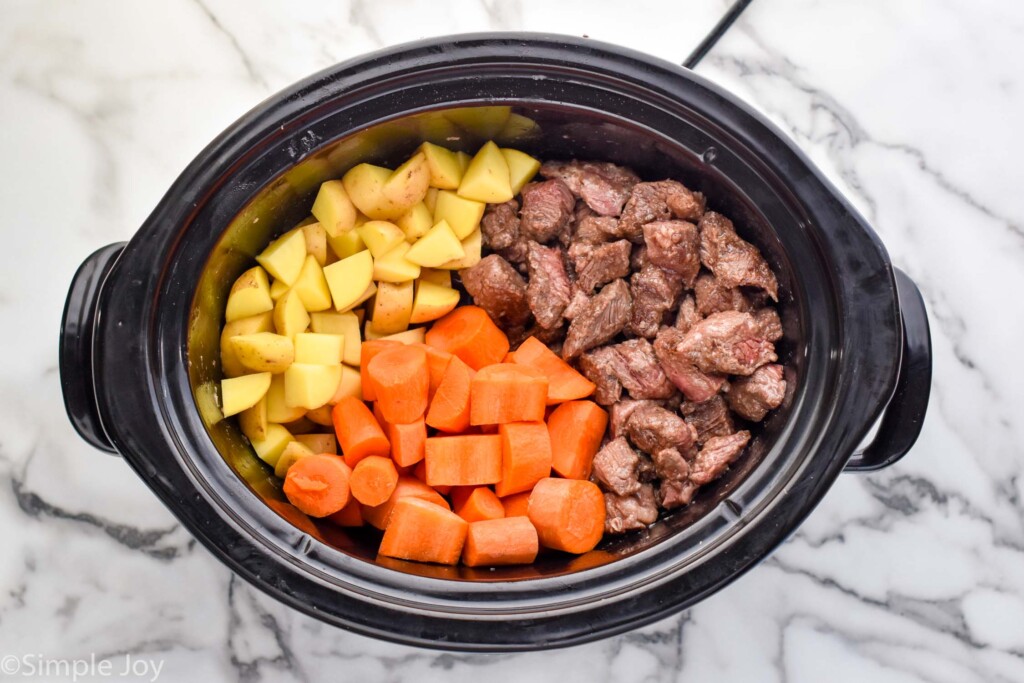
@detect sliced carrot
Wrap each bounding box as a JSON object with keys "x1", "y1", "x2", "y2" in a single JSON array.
[
  {"x1": 425, "y1": 305, "x2": 509, "y2": 370},
  {"x1": 547, "y1": 400, "x2": 608, "y2": 480},
  {"x1": 424, "y1": 434, "x2": 502, "y2": 486},
  {"x1": 360, "y1": 339, "x2": 402, "y2": 401},
  {"x1": 494, "y1": 421, "x2": 552, "y2": 497},
  {"x1": 425, "y1": 355, "x2": 475, "y2": 433},
  {"x1": 413, "y1": 343, "x2": 453, "y2": 400},
  {"x1": 469, "y1": 363, "x2": 548, "y2": 425},
  {"x1": 413, "y1": 460, "x2": 450, "y2": 495},
  {"x1": 327, "y1": 498, "x2": 363, "y2": 527},
  {"x1": 500, "y1": 491, "x2": 532, "y2": 518},
  {"x1": 389, "y1": 418, "x2": 426, "y2": 468},
  {"x1": 453, "y1": 487, "x2": 505, "y2": 523},
  {"x1": 378, "y1": 497, "x2": 468, "y2": 565},
  {"x1": 282, "y1": 453, "x2": 352, "y2": 518},
  {"x1": 462, "y1": 517, "x2": 539, "y2": 566},
  {"x1": 349, "y1": 455, "x2": 399, "y2": 507},
  {"x1": 362, "y1": 476, "x2": 450, "y2": 530},
  {"x1": 367, "y1": 344, "x2": 429, "y2": 424},
  {"x1": 373, "y1": 400, "x2": 391, "y2": 434},
  {"x1": 513, "y1": 336, "x2": 596, "y2": 404},
  {"x1": 332, "y1": 396, "x2": 390, "y2": 468},
  {"x1": 528, "y1": 478, "x2": 605, "y2": 554}
]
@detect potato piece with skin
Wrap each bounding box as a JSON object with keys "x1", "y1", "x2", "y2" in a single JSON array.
[
  {"x1": 273, "y1": 289, "x2": 310, "y2": 339},
  {"x1": 342, "y1": 163, "x2": 403, "y2": 219},
  {"x1": 405, "y1": 220, "x2": 465, "y2": 268},
  {"x1": 424, "y1": 187, "x2": 439, "y2": 214},
  {"x1": 239, "y1": 396, "x2": 268, "y2": 441},
  {"x1": 342, "y1": 281, "x2": 376, "y2": 313},
  {"x1": 418, "y1": 142, "x2": 464, "y2": 189},
  {"x1": 284, "y1": 363, "x2": 343, "y2": 410},
  {"x1": 231, "y1": 333, "x2": 294, "y2": 373},
  {"x1": 457, "y1": 141, "x2": 514, "y2": 203},
  {"x1": 371, "y1": 280, "x2": 414, "y2": 334},
  {"x1": 226, "y1": 266, "x2": 273, "y2": 322},
  {"x1": 455, "y1": 151, "x2": 471, "y2": 173},
  {"x1": 291, "y1": 255, "x2": 333, "y2": 312},
  {"x1": 396, "y1": 202, "x2": 433, "y2": 242},
  {"x1": 357, "y1": 221, "x2": 405, "y2": 258},
  {"x1": 383, "y1": 152, "x2": 431, "y2": 208},
  {"x1": 269, "y1": 278, "x2": 289, "y2": 301},
  {"x1": 433, "y1": 190, "x2": 485, "y2": 240},
  {"x1": 373, "y1": 241, "x2": 421, "y2": 283},
  {"x1": 501, "y1": 148, "x2": 541, "y2": 194},
  {"x1": 256, "y1": 229, "x2": 307, "y2": 286},
  {"x1": 309, "y1": 311, "x2": 361, "y2": 366},
  {"x1": 301, "y1": 222, "x2": 329, "y2": 266},
  {"x1": 323, "y1": 250, "x2": 374, "y2": 312},
  {"x1": 311, "y1": 180, "x2": 357, "y2": 237},
  {"x1": 266, "y1": 374, "x2": 305, "y2": 423},
  {"x1": 329, "y1": 365, "x2": 363, "y2": 403},
  {"x1": 410, "y1": 281, "x2": 460, "y2": 324},
  {"x1": 296, "y1": 433, "x2": 337, "y2": 454},
  {"x1": 437, "y1": 228, "x2": 482, "y2": 270},
  {"x1": 364, "y1": 324, "x2": 426, "y2": 343},
  {"x1": 294, "y1": 333, "x2": 344, "y2": 364},
  {"x1": 220, "y1": 372, "x2": 272, "y2": 417},
  {"x1": 326, "y1": 228, "x2": 365, "y2": 260},
  {"x1": 306, "y1": 405, "x2": 332, "y2": 426},
  {"x1": 274, "y1": 440, "x2": 315, "y2": 478},
  {"x1": 221, "y1": 312, "x2": 274, "y2": 377},
  {"x1": 250, "y1": 423, "x2": 293, "y2": 467},
  {"x1": 418, "y1": 268, "x2": 452, "y2": 288}
]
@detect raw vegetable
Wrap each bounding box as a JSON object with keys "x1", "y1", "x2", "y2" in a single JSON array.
[
  {"x1": 284, "y1": 363, "x2": 342, "y2": 410},
  {"x1": 359, "y1": 340, "x2": 402, "y2": 401},
  {"x1": 452, "y1": 487, "x2": 504, "y2": 523},
  {"x1": 274, "y1": 440, "x2": 314, "y2": 478},
  {"x1": 327, "y1": 498, "x2": 363, "y2": 527},
  {"x1": 494, "y1": 421, "x2": 552, "y2": 497},
  {"x1": 362, "y1": 476, "x2": 450, "y2": 530},
  {"x1": 424, "y1": 355, "x2": 474, "y2": 433},
  {"x1": 378, "y1": 497, "x2": 468, "y2": 565},
  {"x1": 273, "y1": 289, "x2": 310, "y2": 339},
  {"x1": 547, "y1": 400, "x2": 608, "y2": 480},
  {"x1": 311, "y1": 179, "x2": 357, "y2": 237},
  {"x1": 295, "y1": 433, "x2": 337, "y2": 454},
  {"x1": 331, "y1": 396, "x2": 390, "y2": 467},
  {"x1": 512, "y1": 336, "x2": 596, "y2": 404},
  {"x1": 250, "y1": 423, "x2": 293, "y2": 466},
  {"x1": 226, "y1": 266, "x2": 273, "y2": 322},
  {"x1": 527, "y1": 478, "x2": 605, "y2": 554},
  {"x1": 220, "y1": 372, "x2": 272, "y2": 418},
  {"x1": 370, "y1": 280, "x2": 414, "y2": 334},
  {"x1": 462, "y1": 517, "x2": 539, "y2": 567},
  {"x1": 366, "y1": 344, "x2": 429, "y2": 424},
  {"x1": 323, "y1": 250, "x2": 373, "y2": 311},
  {"x1": 256, "y1": 229, "x2": 306, "y2": 286},
  {"x1": 349, "y1": 455, "x2": 399, "y2": 507},
  {"x1": 500, "y1": 492, "x2": 531, "y2": 518},
  {"x1": 469, "y1": 363, "x2": 548, "y2": 425},
  {"x1": 457, "y1": 141, "x2": 513, "y2": 203},
  {"x1": 388, "y1": 419, "x2": 426, "y2": 468},
  {"x1": 424, "y1": 305, "x2": 509, "y2": 370},
  {"x1": 221, "y1": 312, "x2": 274, "y2": 377},
  {"x1": 230, "y1": 333, "x2": 294, "y2": 373},
  {"x1": 282, "y1": 453, "x2": 352, "y2": 517},
  {"x1": 410, "y1": 280, "x2": 460, "y2": 324},
  {"x1": 424, "y1": 434, "x2": 502, "y2": 486}
]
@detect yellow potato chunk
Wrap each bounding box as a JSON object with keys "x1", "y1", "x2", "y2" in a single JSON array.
[
  {"x1": 342, "y1": 163, "x2": 400, "y2": 219},
  {"x1": 274, "y1": 440, "x2": 315, "y2": 478},
  {"x1": 410, "y1": 281, "x2": 461, "y2": 324},
  {"x1": 273, "y1": 289, "x2": 310, "y2": 339},
  {"x1": 373, "y1": 241, "x2": 422, "y2": 282},
  {"x1": 455, "y1": 151, "x2": 471, "y2": 174},
  {"x1": 294, "y1": 332, "x2": 344, "y2": 364},
  {"x1": 418, "y1": 142, "x2": 464, "y2": 189},
  {"x1": 437, "y1": 228, "x2": 482, "y2": 270},
  {"x1": 269, "y1": 278, "x2": 289, "y2": 301},
  {"x1": 383, "y1": 152, "x2": 431, "y2": 208},
  {"x1": 305, "y1": 404, "x2": 333, "y2": 426},
  {"x1": 266, "y1": 374, "x2": 305, "y2": 423},
  {"x1": 326, "y1": 228, "x2": 366, "y2": 260},
  {"x1": 238, "y1": 396, "x2": 268, "y2": 441},
  {"x1": 323, "y1": 250, "x2": 374, "y2": 311},
  {"x1": 296, "y1": 433, "x2": 337, "y2": 454},
  {"x1": 329, "y1": 365, "x2": 363, "y2": 403},
  {"x1": 226, "y1": 266, "x2": 273, "y2": 323},
  {"x1": 220, "y1": 372, "x2": 272, "y2": 418},
  {"x1": 405, "y1": 220, "x2": 465, "y2": 267},
  {"x1": 396, "y1": 202, "x2": 433, "y2": 242},
  {"x1": 342, "y1": 281, "x2": 377, "y2": 313},
  {"x1": 424, "y1": 187, "x2": 440, "y2": 214},
  {"x1": 291, "y1": 255, "x2": 333, "y2": 312},
  {"x1": 309, "y1": 311, "x2": 361, "y2": 365},
  {"x1": 501, "y1": 148, "x2": 541, "y2": 194},
  {"x1": 284, "y1": 363, "x2": 343, "y2": 410},
  {"x1": 250, "y1": 423, "x2": 293, "y2": 467},
  {"x1": 433, "y1": 190, "x2": 485, "y2": 239},
  {"x1": 311, "y1": 179, "x2": 357, "y2": 237},
  {"x1": 457, "y1": 141, "x2": 513, "y2": 203},
  {"x1": 256, "y1": 229, "x2": 306, "y2": 286},
  {"x1": 356, "y1": 221, "x2": 405, "y2": 258},
  {"x1": 301, "y1": 222, "x2": 329, "y2": 266},
  {"x1": 221, "y1": 312, "x2": 274, "y2": 377},
  {"x1": 418, "y1": 268, "x2": 452, "y2": 289},
  {"x1": 231, "y1": 332, "x2": 295, "y2": 373},
  {"x1": 364, "y1": 323, "x2": 426, "y2": 343},
  {"x1": 371, "y1": 280, "x2": 414, "y2": 334}
]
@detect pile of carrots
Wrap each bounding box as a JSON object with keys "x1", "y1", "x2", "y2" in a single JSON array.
[{"x1": 280, "y1": 305, "x2": 611, "y2": 566}]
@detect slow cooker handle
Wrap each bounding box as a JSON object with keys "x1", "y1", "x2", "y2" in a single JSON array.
[
  {"x1": 60, "y1": 242, "x2": 126, "y2": 455},
  {"x1": 844, "y1": 268, "x2": 932, "y2": 472}
]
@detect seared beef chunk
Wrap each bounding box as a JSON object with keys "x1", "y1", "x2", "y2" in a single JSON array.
[
  {"x1": 628, "y1": 264, "x2": 684, "y2": 339},
  {"x1": 604, "y1": 484, "x2": 659, "y2": 534},
  {"x1": 460, "y1": 255, "x2": 531, "y2": 329},
  {"x1": 592, "y1": 437, "x2": 641, "y2": 496},
  {"x1": 562, "y1": 286, "x2": 590, "y2": 322},
  {"x1": 681, "y1": 395, "x2": 735, "y2": 444},
  {"x1": 562, "y1": 278, "x2": 632, "y2": 360},
  {"x1": 661, "y1": 181, "x2": 707, "y2": 221},
  {"x1": 606, "y1": 339, "x2": 676, "y2": 400},
  {"x1": 619, "y1": 181, "x2": 707, "y2": 239},
  {"x1": 726, "y1": 364, "x2": 786, "y2": 421},
  {"x1": 675, "y1": 294, "x2": 701, "y2": 333},
  {"x1": 540, "y1": 160, "x2": 640, "y2": 216},
  {"x1": 609, "y1": 399, "x2": 648, "y2": 439},
  {"x1": 578, "y1": 347, "x2": 623, "y2": 405},
  {"x1": 659, "y1": 479, "x2": 700, "y2": 509},
  {"x1": 574, "y1": 215, "x2": 624, "y2": 244},
  {"x1": 694, "y1": 273, "x2": 751, "y2": 316},
  {"x1": 642, "y1": 220, "x2": 701, "y2": 286},
  {"x1": 571, "y1": 239, "x2": 632, "y2": 294},
  {"x1": 630, "y1": 244, "x2": 648, "y2": 271},
  {"x1": 652, "y1": 447, "x2": 689, "y2": 481},
  {"x1": 689, "y1": 431, "x2": 751, "y2": 485},
  {"x1": 698, "y1": 211, "x2": 778, "y2": 300},
  {"x1": 481, "y1": 200, "x2": 529, "y2": 267},
  {"x1": 752, "y1": 307, "x2": 783, "y2": 342},
  {"x1": 520, "y1": 179, "x2": 575, "y2": 243},
  {"x1": 652, "y1": 448, "x2": 696, "y2": 509},
  {"x1": 654, "y1": 326, "x2": 727, "y2": 402},
  {"x1": 676, "y1": 311, "x2": 777, "y2": 376},
  {"x1": 625, "y1": 402, "x2": 697, "y2": 455},
  {"x1": 525, "y1": 242, "x2": 572, "y2": 329}
]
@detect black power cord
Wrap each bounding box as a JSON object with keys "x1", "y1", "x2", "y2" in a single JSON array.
[{"x1": 683, "y1": 0, "x2": 755, "y2": 69}]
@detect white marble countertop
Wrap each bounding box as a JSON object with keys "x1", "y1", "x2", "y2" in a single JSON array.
[{"x1": 3, "y1": 0, "x2": 1023, "y2": 681}]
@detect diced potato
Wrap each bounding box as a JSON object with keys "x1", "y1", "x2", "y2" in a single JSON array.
[
  {"x1": 342, "y1": 163, "x2": 411, "y2": 220},
  {"x1": 365, "y1": 325, "x2": 427, "y2": 344},
  {"x1": 501, "y1": 148, "x2": 541, "y2": 194},
  {"x1": 383, "y1": 152, "x2": 431, "y2": 208},
  {"x1": 225, "y1": 266, "x2": 273, "y2": 323},
  {"x1": 284, "y1": 363, "x2": 343, "y2": 410},
  {"x1": 457, "y1": 141, "x2": 513, "y2": 203},
  {"x1": 418, "y1": 142, "x2": 463, "y2": 189},
  {"x1": 294, "y1": 332, "x2": 344, "y2": 364},
  {"x1": 433, "y1": 190, "x2": 485, "y2": 239},
  {"x1": 269, "y1": 278, "x2": 289, "y2": 301},
  {"x1": 294, "y1": 215, "x2": 318, "y2": 228},
  {"x1": 455, "y1": 151, "x2": 471, "y2": 174},
  {"x1": 341, "y1": 282, "x2": 376, "y2": 314},
  {"x1": 418, "y1": 268, "x2": 452, "y2": 288},
  {"x1": 296, "y1": 433, "x2": 337, "y2": 454},
  {"x1": 273, "y1": 289, "x2": 310, "y2": 339},
  {"x1": 323, "y1": 250, "x2": 374, "y2": 311},
  {"x1": 291, "y1": 255, "x2": 333, "y2": 312},
  {"x1": 221, "y1": 312, "x2": 274, "y2": 377},
  {"x1": 326, "y1": 228, "x2": 366, "y2": 260},
  {"x1": 437, "y1": 228, "x2": 482, "y2": 270},
  {"x1": 410, "y1": 280, "x2": 461, "y2": 324},
  {"x1": 373, "y1": 241, "x2": 421, "y2": 282},
  {"x1": 329, "y1": 365, "x2": 363, "y2": 403},
  {"x1": 256, "y1": 229, "x2": 307, "y2": 286},
  {"x1": 266, "y1": 374, "x2": 306, "y2": 423},
  {"x1": 301, "y1": 222, "x2": 329, "y2": 266},
  {"x1": 309, "y1": 311, "x2": 361, "y2": 365},
  {"x1": 231, "y1": 332, "x2": 295, "y2": 373},
  {"x1": 311, "y1": 179, "x2": 357, "y2": 237},
  {"x1": 305, "y1": 404, "x2": 333, "y2": 426},
  {"x1": 356, "y1": 220, "x2": 405, "y2": 258},
  {"x1": 444, "y1": 106, "x2": 511, "y2": 139},
  {"x1": 238, "y1": 396, "x2": 268, "y2": 441},
  {"x1": 250, "y1": 423, "x2": 293, "y2": 467},
  {"x1": 396, "y1": 202, "x2": 433, "y2": 242},
  {"x1": 371, "y1": 280, "x2": 414, "y2": 334},
  {"x1": 405, "y1": 220, "x2": 465, "y2": 267},
  {"x1": 220, "y1": 372, "x2": 272, "y2": 417},
  {"x1": 274, "y1": 440, "x2": 314, "y2": 478},
  {"x1": 424, "y1": 187, "x2": 440, "y2": 214}
]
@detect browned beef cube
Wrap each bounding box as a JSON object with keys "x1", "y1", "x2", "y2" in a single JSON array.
[
  {"x1": 619, "y1": 181, "x2": 706, "y2": 240},
  {"x1": 460, "y1": 254, "x2": 531, "y2": 330},
  {"x1": 681, "y1": 395, "x2": 736, "y2": 444},
  {"x1": 694, "y1": 272, "x2": 752, "y2": 316},
  {"x1": 604, "y1": 339, "x2": 676, "y2": 400},
  {"x1": 752, "y1": 307, "x2": 783, "y2": 342},
  {"x1": 604, "y1": 484, "x2": 659, "y2": 534},
  {"x1": 562, "y1": 278, "x2": 632, "y2": 360},
  {"x1": 481, "y1": 199, "x2": 529, "y2": 267},
  {"x1": 675, "y1": 294, "x2": 702, "y2": 333},
  {"x1": 540, "y1": 160, "x2": 640, "y2": 216},
  {"x1": 661, "y1": 181, "x2": 707, "y2": 221},
  {"x1": 592, "y1": 437, "x2": 641, "y2": 496},
  {"x1": 726, "y1": 364, "x2": 787, "y2": 421},
  {"x1": 608, "y1": 399, "x2": 649, "y2": 439},
  {"x1": 578, "y1": 347, "x2": 623, "y2": 405},
  {"x1": 628, "y1": 264, "x2": 683, "y2": 339},
  {"x1": 571, "y1": 239, "x2": 632, "y2": 294},
  {"x1": 658, "y1": 479, "x2": 700, "y2": 509},
  {"x1": 525, "y1": 242, "x2": 572, "y2": 329},
  {"x1": 520, "y1": 179, "x2": 575, "y2": 243},
  {"x1": 689, "y1": 431, "x2": 750, "y2": 485},
  {"x1": 642, "y1": 220, "x2": 700, "y2": 286},
  {"x1": 625, "y1": 402, "x2": 696, "y2": 455},
  {"x1": 678, "y1": 311, "x2": 778, "y2": 376},
  {"x1": 630, "y1": 243, "x2": 648, "y2": 271},
  {"x1": 562, "y1": 286, "x2": 590, "y2": 322},
  {"x1": 652, "y1": 447, "x2": 690, "y2": 481},
  {"x1": 573, "y1": 215, "x2": 623, "y2": 244},
  {"x1": 698, "y1": 211, "x2": 778, "y2": 300},
  {"x1": 654, "y1": 326, "x2": 727, "y2": 402}
]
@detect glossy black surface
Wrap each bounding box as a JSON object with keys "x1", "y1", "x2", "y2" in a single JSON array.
[{"x1": 58, "y1": 34, "x2": 930, "y2": 650}]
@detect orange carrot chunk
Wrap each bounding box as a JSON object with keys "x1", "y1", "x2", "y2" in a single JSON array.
[
  {"x1": 327, "y1": 498, "x2": 363, "y2": 527},
  {"x1": 462, "y1": 516, "x2": 539, "y2": 567},
  {"x1": 528, "y1": 478, "x2": 605, "y2": 554},
  {"x1": 513, "y1": 336, "x2": 596, "y2": 404},
  {"x1": 547, "y1": 400, "x2": 608, "y2": 480},
  {"x1": 360, "y1": 340, "x2": 402, "y2": 401},
  {"x1": 495, "y1": 421, "x2": 552, "y2": 497},
  {"x1": 413, "y1": 343, "x2": 453, "y2": 400},
  {"x1": 367, "y1": 344, "x2": 429, "y2": 425},
  {"x1": 414, "y1": 460, "x2": 451, "y2": 495},
  {"x1": 469, "y1": 363, "x2": 548, "y2": 425},
  {"x1": 362, "y1": 476, "x2": 450, "y2": 530},
  {"x1": 349, "y1": 455, "x2": 399, "y2": 507},
  {"x1": 425, "y1": 305, "x2": 509, "y2": 370},
  {"x1": 282, "y1": 453, "x2": 352, "y2": 518},
  {"x1": 453, "y1": 487, "x2": 505, "y2": 523},
  {"x1": 500, "y1": 491, "x2": 532, "y2": 518},
  {"x1": 389, "y1": 418, "x2": 427, "y2": 468},
  {"x1": 378, "y1": 497, "x2": 468, "y2": 565},
  {"x1": 425, "y1": 355, "x2": 475, "y2": 433},
  {"x1": 332, "y1": 396, "x2": 390, "y2": 468},
  {"x1": 424, "y1": 434, "x2": 502, "y2": 486},
  {"x1": 373, "y1": 400, "x2": 391, "y2": 434}
]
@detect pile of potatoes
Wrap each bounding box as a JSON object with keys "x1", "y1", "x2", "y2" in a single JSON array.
[{"x1": 218, "y1": 140, "x2": 541, "y2": 472}]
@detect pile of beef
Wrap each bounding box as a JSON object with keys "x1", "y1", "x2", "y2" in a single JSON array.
[{"x1": 459, "y1": 160, "x2": 788, "y2": 535}]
